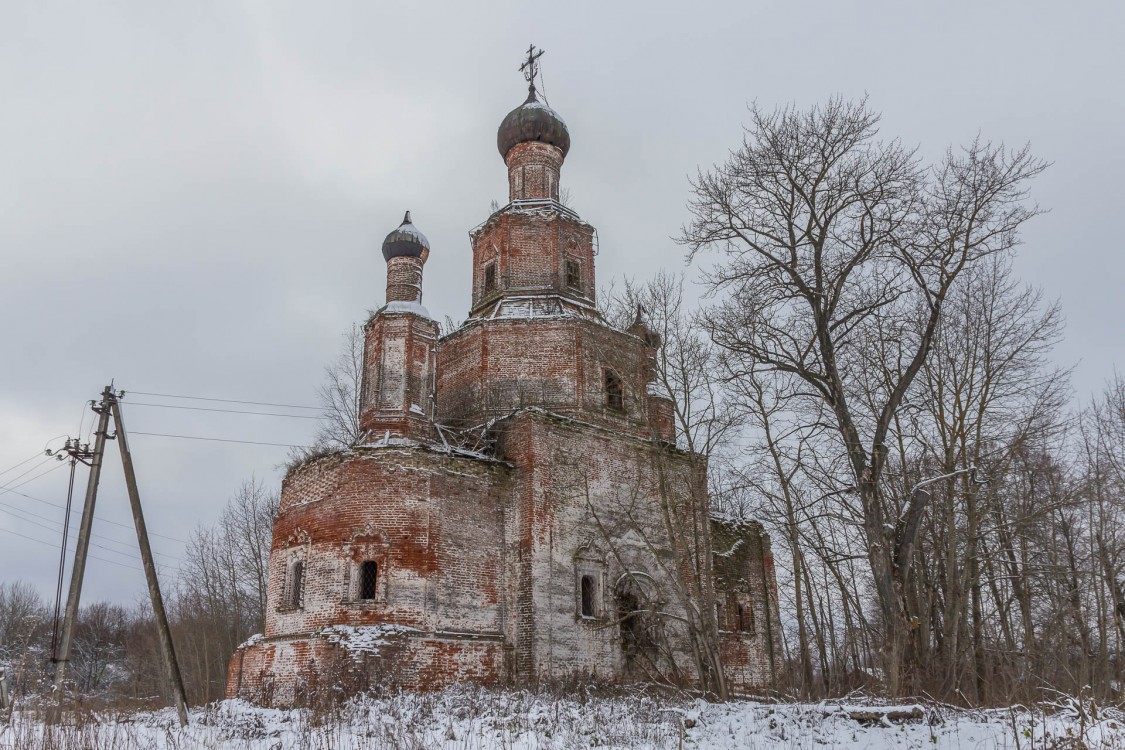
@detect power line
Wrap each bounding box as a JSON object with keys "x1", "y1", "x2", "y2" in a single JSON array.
[
  {"x1": 0, "y1": 527, "x2": 143, "y2": 573},
  {"x1": 0, "y1": 461, "x2": 67, "y2": 495},
  {"x1": 5, "y1": 487, "x2": 190, "y2": 544},
  {"x1": 124, "y1": 402, "x2": 321, "y2": 420},
  {"x1": 124, "y1": 390, "x2": 321, "y2": 411},
  {"x1": 50, "y1": 457, "x2": 78, "y2": 659},
  {"x1": 130, "y1": 431, "x2": 312, "y2": 449},
  {"x1": 0, "y1": 456, "x2": 56, "y2": 489},
  {"x1": 0, "y1": 451, "x2": 48, "y2": 480},
  {"x1": 0, "y1": 506, "x2": 161, "y2": 564},
  {"x1": 0, "y1": 500, "x2": 181, "y2": 562}
]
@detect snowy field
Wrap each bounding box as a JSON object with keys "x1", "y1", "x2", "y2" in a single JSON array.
[{"x1": 2, "y1": 687, "x2": 1123, "y2": 749}]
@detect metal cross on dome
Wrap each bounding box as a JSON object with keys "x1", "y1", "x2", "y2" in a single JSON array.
[{"x1": 519, "y1": 44, "x2": 545, "y2": 88}]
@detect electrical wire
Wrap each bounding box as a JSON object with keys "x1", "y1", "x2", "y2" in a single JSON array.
[
  {"x1": 0, "y1": 500, "x2": 181, "y2": 561},
  {"x1": 0, "y1": 527, "x2": 143, "y2": 573},
  {"x1": 0, "y1": 460, "x2": 67, "y2": 495},
  {"x1": 0, "y1": 456, "x2": 56, "y2": 488},
  {"x1": 129, "y1": 431, "x2": 312, "y2": 448},
  {"x1": 124, "y1": 402, "x2": 321, "y2": 420},
  {"x1": 124, "y1": 390, "x2": 321, "y2": 410},
  {"x1": 50, "y1": 459, "x2": 77, "y2": 659},
  {"x1": 537, "y1": 62, "x2": 549, "y2": 105},
  {"x1": 0, "y1": 505, "x2": 154, "y2": 564},
  {"x1": 4, "y1": 487, "x2": 189, "y2": 544},
  {"x1": 0, "y1": 451, "x2": 48, "y2": 480},
  {"x1": 77, "y1": 402, "x2": 87, "y2": 450},
  {"x1": 1, "y1": 460, "x2": 187, "y2": 551}
]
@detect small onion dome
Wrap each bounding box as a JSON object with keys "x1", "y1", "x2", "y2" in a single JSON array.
[
  {"x1": 497, "y1": 87, "x2": 571, "y2": 159},
  {"x1": 627, "y1": 305, "x2": 662, "y2": 349},
  {"x1": 381, "y1": 211, "x2": 430, "y2": 262}
]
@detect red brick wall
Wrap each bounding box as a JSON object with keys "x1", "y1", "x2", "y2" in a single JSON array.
[
  {"x1": 268, "y1": 448, "x2": 511, "y2": 636},
  {"x1": 227, "y1": 633, "x2": 508, "y2": 703},
  {"x1": 385, "y1": 256, "x2": 424, "y2": 303},
  {"x1": 436, "y1": 317, "x2": 662, "y2": 441},
  {"x1": 712, "y1": 518, "x2": 784, "y2": 693},
  {"x1": 494, "y1": 410, "x2": 710, "y2": 686},
  {"x1": 505, "y1": 141, "x2": 563, "y2": 202},
  {"x1": 468, "y1": 210, "x2": 596, "y2": 313},
  {"x1": 359, "y1": 311, "x2": 438, "y2": 438}
]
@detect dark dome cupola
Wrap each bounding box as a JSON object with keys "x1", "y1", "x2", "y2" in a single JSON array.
[
  {"x1": 381, "y1": 211, "x2": 430, "y2": 262},
  {"x1": 496, "y1": 46, "x2": 570, "y2": 204},
  {"x1": 497, "y1": 88, "x2": 571, "y2": 159},
  {"x1": 380, "y1": 211, "x2": 430, "y2": 305}
]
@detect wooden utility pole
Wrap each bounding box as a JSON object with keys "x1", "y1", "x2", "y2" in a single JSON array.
[
  {"x1": 51, "y1": 386, "x2": 112, "y2": 709},
  {"x1": 109, "y1": 394, "x2": 189, "y2": 726},
  {"x1": 50, "y1": 386, "x2": 189, "y2": 726}
]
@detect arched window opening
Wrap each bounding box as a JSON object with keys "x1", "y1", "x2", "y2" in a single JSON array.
[
  {"x1": 565, "y1": 259, "x2": 581, "y2": 290},
  {"x1": 288, "y1": 560, "x2": 304, "y2": 609},
  {"x1": 618, "y1": 587, "x2": 641, "y2": 653},
  {"x1": 737, "y1": 600, "x2": 755, "y2": 634},
  {"x1": 604, "y1": 369, "x2": 624, "y2": 411},
  {"x1": 359, "y1": 560, "x2": 379, "y2": 600},
  {"x1": 580, "y1": 574, "x2": 596, "y2": 617},
  {"x1": 615, "y1": 578, "x2": 657, "y2": 657}
]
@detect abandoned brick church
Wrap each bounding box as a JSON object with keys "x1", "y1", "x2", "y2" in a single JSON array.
[{"x1": 226, "y1": 59, "x2": 781, "y2": 703}]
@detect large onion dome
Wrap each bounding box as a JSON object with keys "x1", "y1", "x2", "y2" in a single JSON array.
[
  {"x1": 381, "y1": 211, "x2": 430, "y2": 261},
  {"x1": 497, "y1": 87, "x2": 571, "y2": 159}
]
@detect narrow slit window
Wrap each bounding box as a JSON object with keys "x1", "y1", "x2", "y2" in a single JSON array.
[
  {"x1": 289, "y1": 560, "x2": 304, "y2": 609},
  {"x1": 484, "y1": 263, "x2": 497, "y2": 293},
  {"x1": 359, "y1": 560, "x2": 379, "y2": 600},
  {"x1": 565, "y1": 259, "x2": 581, "y2": 290},
  {"x1": 604, "y1": 369, "x2": 624, "y2": 411},
  {"x1": 580, "y1": 574, "x2": 596, "y2": 617}
]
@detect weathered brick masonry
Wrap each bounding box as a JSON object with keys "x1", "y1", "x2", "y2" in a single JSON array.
[{"x1": 227, "y1": 66, "x2": 780, "y2": 704}]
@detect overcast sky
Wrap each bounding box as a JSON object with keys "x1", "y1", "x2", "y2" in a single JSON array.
[{"x1": 2, "y1": 0, "x2": 1122, "y2": 605}]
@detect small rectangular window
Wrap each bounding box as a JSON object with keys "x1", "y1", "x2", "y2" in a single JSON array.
[
  {"x1": 565, "y1": 259, "x2": 581, "y2": 290},
  {"x1": 580, "y1": 574, "x2": 596, "y2": 617},
  {"x1": 484, "y1": 263, "x2": 497, "y2": 293},
  {"x1": 359, "y1": 560, "x2": 379, "y2": 600},
  {"x1": 604, "y1": 369, "x2": 624, "y2": 412}
]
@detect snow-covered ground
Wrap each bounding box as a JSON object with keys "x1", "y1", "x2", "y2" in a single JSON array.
[{"x1": 2, "y1": 686, "x2": 1122, "y2": 749}]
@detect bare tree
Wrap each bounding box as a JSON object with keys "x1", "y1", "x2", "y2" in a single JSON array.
[
  {"x1": 0, "y1": 581, "x2": 47, "y2": 708},
  {"x1": 902, "y1": 255, "x2": 1067, "y2": 701},
  {"x1": 603, "y1": 271, "x2": 742, "y2": 459},
  {"x1": 0, "y1": 581, "x2": 45, "y2": 660},
  {"x1": 70, "y1": 602, "x2": 129, "y2": 693},
  {"x1": 175, "y1": 477, "x2": 278, "y2": 701},
  {"x1": 315, "y1": 323, "x2": 365, "y2": 450},
  {"x1": 1081, "y1": 374, "x2": 1125, "y2": 696},
  {"x1": 596, "y1": 273, "x2": 757, "y2": 698},
  {"x1": 681, "y1": 97, "x2": 1047, "y2": 695}
]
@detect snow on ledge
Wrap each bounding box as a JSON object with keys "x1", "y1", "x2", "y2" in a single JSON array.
[
  {"x1": 379, "y1": 301, "x2": 432, "y2": 319},
  {"x1": 319, "y1": 624, "x2": 420, "y2": 655},
  {"x1": 237, "y1": 633, "x2": 263, "y2": 650}
]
